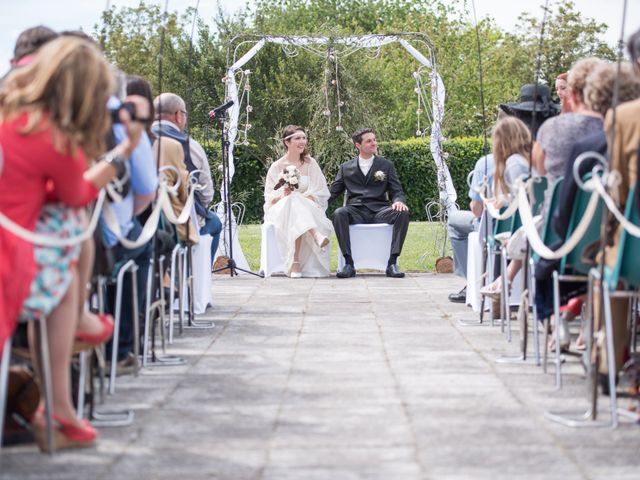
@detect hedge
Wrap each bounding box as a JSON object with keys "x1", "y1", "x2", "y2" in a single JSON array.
[{"x1": 203, "y1": 136, "x2": 486, "y2": 223}]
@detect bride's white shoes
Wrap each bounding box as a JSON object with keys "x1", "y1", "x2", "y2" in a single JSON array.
[
  {"x1": 290, "y1": 261, "x2": 302, "y2": 278},
  {"x1": 312, "y1": 231, "x2": 329, "y2": 251}
]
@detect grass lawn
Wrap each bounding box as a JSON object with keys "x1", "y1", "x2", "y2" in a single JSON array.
[{"x1": 237, "y1": 221, "x2": 452, "y2": 273}]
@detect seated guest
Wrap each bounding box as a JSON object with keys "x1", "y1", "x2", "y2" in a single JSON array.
[
  {"x1": 555, "y1": 72, "x2": 573, "y2": 113},
  {"x1": 447, "y1": 152, "x2": 494, "y2": 303},
  {"x1": 479, "y1": 116, "x2": 534, "y2": 297},
  {"x1": 533, "y1": 58, "x2": 604, "y2": 186},
  {"x1": 155, "y1": 137, "x2": 200, "y2": 245},
  {"x1": 590, "y1": 29, "x2": 640, "y2": 383},
  {"x1": 0, "y1": 36, "x2": 146, "y2": 450},
  {"x1": 499, "y1": 83, "x2": 560, "y2": 138},
  {"x1": 101, "y1": 75, "x2": 158, "y2": 371},
  {"x1": 151, "y1": 93, "x2": 221, "y2": 269},
  {"x1": 7, "y1": 25, "x2": 58, "y2": 70},
  {"x1": 534, "y1": 59, "x2": 638, "y2": 352}
]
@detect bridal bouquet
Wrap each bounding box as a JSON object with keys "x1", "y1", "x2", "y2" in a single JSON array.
[{"x1": 274, "y1": 165, "x2": 301, "y2": 190}]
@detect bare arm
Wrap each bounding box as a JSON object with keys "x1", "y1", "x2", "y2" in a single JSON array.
[
  {"x1": 470, "y1": 199, "x2": 483, "y2": 218},
  {"x1": 532, "y1": 141, "x2": 545, "y2": 175}
]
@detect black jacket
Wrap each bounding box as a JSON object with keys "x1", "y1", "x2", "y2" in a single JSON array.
[
  {"x1": 329, "y1": 155, "x2": 406, "y2": 211},
  {"x1": 552, "y1": 131, "x2": 607, "y2": 239}
]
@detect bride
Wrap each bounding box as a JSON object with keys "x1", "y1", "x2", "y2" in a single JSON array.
[{"x1": 264, "y1": 125, "x2": 333, "y2": 277}]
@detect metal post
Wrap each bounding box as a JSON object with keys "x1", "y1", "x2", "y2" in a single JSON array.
[{"x1": 552, "y1": 270, "x2": 562, "y2": 389}]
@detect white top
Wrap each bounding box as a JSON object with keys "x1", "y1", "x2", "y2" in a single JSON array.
[{"x1": 358, "y1": 155, "x2": 374, "y2": 176}]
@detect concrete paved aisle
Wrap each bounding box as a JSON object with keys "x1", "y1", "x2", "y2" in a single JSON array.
[{"x1": 1, "y1": 273, "x2": 639, "y2": 479}]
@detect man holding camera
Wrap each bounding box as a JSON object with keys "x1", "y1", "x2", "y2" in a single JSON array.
[{"x1": 151, "y1": 93, "x2": 221, "y2": 266}]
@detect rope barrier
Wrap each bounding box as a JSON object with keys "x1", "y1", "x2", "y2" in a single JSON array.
[
  {"x1": 0, "y1": 178, "x2": 201, "y2": 249},
  {"x1": 0, "y1": 189, "x2": 107, "y2": 248},
  {"x1": 590, "y1": 171, "x2": 640, "y2": 238},
  {"x1": 479, "y1": 181, "x2": 519, "y2": 221},
  {"x1": 516, "y1": 177, "x2": 601, "y2": 260}
]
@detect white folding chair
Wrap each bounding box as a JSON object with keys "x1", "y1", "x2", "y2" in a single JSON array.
[{"x1": 337, "y1": 223, "x2": 393, "y2": 271}]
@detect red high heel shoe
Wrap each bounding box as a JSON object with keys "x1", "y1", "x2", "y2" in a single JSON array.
[
  {"x1": 74, "y1": 313, "x2": 114, "y2": 352},
  {"x1": 31, "y1": 406, "x2": 97, "y2": 452},
  {"x1": 559, "y1": 297, "x2": 583, "y2": 318}
]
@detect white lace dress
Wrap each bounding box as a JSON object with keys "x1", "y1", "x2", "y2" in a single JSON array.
[{"x1": 264, "y1": 157, "x2": 333, "y2": 277}]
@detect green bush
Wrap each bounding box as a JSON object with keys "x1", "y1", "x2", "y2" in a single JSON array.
[{"x1": 202, "y1": 136, "x2": 486, "y2": 222}]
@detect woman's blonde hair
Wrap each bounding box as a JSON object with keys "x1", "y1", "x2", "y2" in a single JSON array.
[
  {"x1": 568, "y1": 57, "x2": 603, "y2": 105},
  {"x1": 0, "y1": 36, "x2": 115, "y2": 159},
  {"x1": 491, "y1": 116, "x2": 531, "y2": 195},
  {"x1": 584, "y1": 61, "x2": 640, "y2": 116}
]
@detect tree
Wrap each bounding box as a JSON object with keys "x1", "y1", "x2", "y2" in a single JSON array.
[
  {"x1": 94, "y1": 0, "x2": 617, "y2": 150},
  {"x1": 515, "y1": 0, "x2": 616, "y2": 84}
]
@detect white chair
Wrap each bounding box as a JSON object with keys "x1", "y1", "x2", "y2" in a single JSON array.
[
  {"x1": 190, "y1": 233, "x2": 214, "y2": 314},
  {"x1": 260, "y1": 222, "x2": 286, "y2": 277},
  {"x1": 337, "y1": 223, "x2": 393, "y2": 271}
]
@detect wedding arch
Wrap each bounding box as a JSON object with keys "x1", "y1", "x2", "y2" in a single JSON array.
[
  {"x1": 216, "y1": 33, "x2": 456, "y2": 269},
  {"x1": 223, "y1": 33, "x2": 457, "y2": 211}
]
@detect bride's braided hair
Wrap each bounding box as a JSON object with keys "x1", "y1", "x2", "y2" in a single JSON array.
[{"x1": 282, "y1": 125, "x2": 309, "y2": 164}]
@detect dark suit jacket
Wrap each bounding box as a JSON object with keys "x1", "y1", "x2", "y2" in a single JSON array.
[{"x1": 328, "y1": 155, "x2": 406, "y2": 212}]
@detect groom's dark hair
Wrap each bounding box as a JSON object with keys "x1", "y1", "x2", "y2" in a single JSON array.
[{"x1": 352, "y1": 128, "x2": 374, "y2": 145}]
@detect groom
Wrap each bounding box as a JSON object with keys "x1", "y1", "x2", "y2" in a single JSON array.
[{"x1": 329, "y1": 128, "x2": 409, "y2": 278}]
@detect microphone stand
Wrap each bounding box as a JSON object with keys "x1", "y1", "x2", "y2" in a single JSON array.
[{"x1": 211, "y1": 108, "x2": 263, "y2": 278}]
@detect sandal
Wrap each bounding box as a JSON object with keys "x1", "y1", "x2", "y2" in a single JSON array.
[
  {"x1": 31, "y1": 406, "x2": 97, "y2": 452},
  {"x1": 290, "y1": 261, "x2": 302, "y2": 278},
  {"x1": 74, "y1": 313, "x2": 114, "y2": 352},
  {"x1": 548, "y1": 313, "x2": 571, "y2": 352},
  {"x1": 313, "y1": 232, "x2": 329, "y2": 251},
  {"x1": 479, "y1": 281, "x2": 502, "y2": 299}
]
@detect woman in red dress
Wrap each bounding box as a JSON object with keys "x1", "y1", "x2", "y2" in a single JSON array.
[{"x1": 0, "y1": 36, "x2": 147, "y2": 450}]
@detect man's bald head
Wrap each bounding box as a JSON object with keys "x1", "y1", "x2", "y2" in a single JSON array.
[{"x1": 154, "y1": 92, "x2": 187, "y2": 131}]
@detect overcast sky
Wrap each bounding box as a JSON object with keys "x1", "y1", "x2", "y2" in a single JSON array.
[{"x1": 1, "y1": 0, "x2": 638, "y2": 72}]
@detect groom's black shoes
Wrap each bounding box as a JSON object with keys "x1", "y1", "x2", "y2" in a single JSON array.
[
  {"x1": 385, "y1": 264, "x2": 405, "y2": 278},
  {"x1": 336, "y1": 264, "x2": 356, "y2": 278}
]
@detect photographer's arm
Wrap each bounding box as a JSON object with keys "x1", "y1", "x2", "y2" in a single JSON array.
[{"x1": 84, "y1": 95, "x2": 148, "y2": 189}]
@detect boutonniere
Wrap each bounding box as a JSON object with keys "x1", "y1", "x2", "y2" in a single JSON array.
[{"x1": 373, "y1": 170, "x2": 386, "y2": 182}]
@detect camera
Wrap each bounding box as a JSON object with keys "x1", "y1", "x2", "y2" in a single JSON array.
[{"x1": 110, "y1": 101, "x2": 137, "y2": 124}]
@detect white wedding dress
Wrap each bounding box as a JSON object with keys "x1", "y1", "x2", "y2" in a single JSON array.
[{"x1": 264, "y1": 157, "x2": 333, "y2": 277}]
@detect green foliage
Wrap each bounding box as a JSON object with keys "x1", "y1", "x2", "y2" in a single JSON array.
[
  {"x1": 201, "y1": 136, "x2": 483, "y2": 223},
  {"x1": 94, "y1": 0, "x2": 615, "y2": 145},
  {"x1": 94, "y1": 0, "x2": 614, "y2": 200},
  {"x1": 516, "y1": 0, "x2": 616, "y2": 84}
]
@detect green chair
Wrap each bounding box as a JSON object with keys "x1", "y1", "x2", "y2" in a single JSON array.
[
  {"x1": 550, "y1": 172, "x2": 604, "y2": 388},
  {"x1": 598, "y1": 187, "x2": 640, "y2": 427},
  {"x1": 526, "y1": 177, "x2": 562, "y2": 366}
]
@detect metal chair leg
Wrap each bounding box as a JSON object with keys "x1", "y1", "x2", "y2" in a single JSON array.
[
  {"x1": 130, "y1": 266, "x2": 140, "y2": 375},
  {"x1": 0, "y1": 337, "x2": 13, "y2": 449},
  {"x1": 529, "y1": 259, "x2": 541, "y2": 366},
  {"x1": 109, "y1": 260, "x2": 136, "y2": 395},
  {"x1": 545, "y1": 269, "x2": 613, "y2": 428},
  {"x1": 602, "y1": 284, "x2": 619, "y2": 428},
  {"x1": 168, "y1": 245, "x2": 183, "y2": 344},
  {"x1": 76, "y1": 350, "x2": 88, "y2": 421},
  {"x1": 142, "y1": 257, "x2": 154, "y2": 367},
  {"x1": 37, "y1": 317, "x2": 55, "y2": 454},
  {"x1": 501, "y1": 249, "x2": 511, "y2": 342},
  {"x1": 552, "y1": 271, "x2": 562, "y2": 389},
  {"x1": 543, "y1": 317, "x2": 549, "y2": 374}
]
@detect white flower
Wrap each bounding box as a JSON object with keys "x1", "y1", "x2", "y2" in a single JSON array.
[
  {"x1": 289, "y1": 176, "x2": 298, "y2": 185},
  {"x1": 373, "y1": 170, "x2": 386, "y2": 182}
]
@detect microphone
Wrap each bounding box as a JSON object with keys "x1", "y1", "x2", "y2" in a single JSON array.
[{"x1": 208, "y1": 100, "x2": 234, "y2": 119}]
